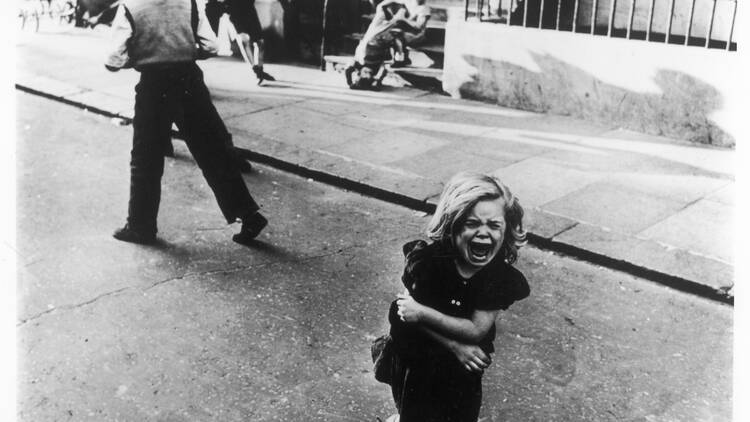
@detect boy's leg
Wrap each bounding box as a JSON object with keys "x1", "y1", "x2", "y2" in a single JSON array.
[
  {"x1": 176, "y1": 64, "x2": 262, "y2": 227},
  {"x1": 120, "y1": 70, "x2": 172, "y2": 239}
]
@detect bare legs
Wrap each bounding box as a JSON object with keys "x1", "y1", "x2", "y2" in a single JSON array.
[{"x1": 235, "y1": 32, "x2": 275, "y2": 85}]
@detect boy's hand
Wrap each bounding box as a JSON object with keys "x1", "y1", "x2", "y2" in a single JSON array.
[
  {"x1": 396, "y1": 291, "x2": 423, "y2": 323},
  {"x1": 450, "y1": 343, "x2": 491, "y2": 373}
]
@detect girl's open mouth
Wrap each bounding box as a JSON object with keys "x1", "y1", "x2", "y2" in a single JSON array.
[{"x1": 469, "y1": 240, "x2": 494, "y2": 261}]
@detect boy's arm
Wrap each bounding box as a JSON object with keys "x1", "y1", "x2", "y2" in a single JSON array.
[
  {"x1": 398, "y1": 11, "x2": 429, "y2": 33},
  {"x1": 104, "y1": 4, "x2": 133, "y2": 71},
  {"x1": 396, "y1": 292, "x2": 500, "y2": 343},
  {"x1": 193, "y1": 0, "x2": 218, "y2": 59}
]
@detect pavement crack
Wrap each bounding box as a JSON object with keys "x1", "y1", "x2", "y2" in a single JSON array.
[
  {"x1": 17, "y1": 286, "x2": 132, "y2": 327},
  {"x1": 17, "y1": 237, "x2": 407, "y2": 327}
]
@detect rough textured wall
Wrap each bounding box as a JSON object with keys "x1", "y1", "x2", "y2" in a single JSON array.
[{"x1": 443, "y1": 17, "x2": 740, "y2": 147}]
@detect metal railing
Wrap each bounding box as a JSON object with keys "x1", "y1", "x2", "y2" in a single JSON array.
[{"x1": 466, "y1": 0, "x2": 737, "y2": 50}]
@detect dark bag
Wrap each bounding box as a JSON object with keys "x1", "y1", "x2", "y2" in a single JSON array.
[{"x1": 371, "y1": 334, "x2": 394, "y2": 385}]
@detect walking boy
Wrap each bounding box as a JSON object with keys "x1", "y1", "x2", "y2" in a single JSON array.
[{"x1": 106, "y1": 0, "x2": 267, "y2": 246}]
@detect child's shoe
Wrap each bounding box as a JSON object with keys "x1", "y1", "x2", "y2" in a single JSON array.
[
  {"x1": 164, "y1": 141, "x2": 175, "y2": 158},
  {"x1": 252, "y1": 65, "x2": 276, "y2": 85},
  {"x1": 232, "y1": 212, "x2": 268, "y2": 245},
  {"x1": 233, "y1": 155, "x2": 253, "y2": 173},
  {"x1": 113, "y1": 224, "x2": 157, "y2": 245}
]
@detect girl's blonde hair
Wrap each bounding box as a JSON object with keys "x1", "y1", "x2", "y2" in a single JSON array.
[{"x1": 426, "y1": 172, "x2": 527, "y2": 264}]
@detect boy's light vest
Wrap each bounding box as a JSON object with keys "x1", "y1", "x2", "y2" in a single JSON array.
[{"x1": 124, "y1": 0, "x2": 198, "y2": 68}]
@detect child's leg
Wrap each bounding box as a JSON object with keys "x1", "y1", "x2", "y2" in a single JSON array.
[
  {"x1": 441, "y1": 363, "x2": 483, "y2": 422},
  {"x1": 126, "y1": 70, "x2": 173, "y2": 235},
  {"x1": 235, "y1": 32, "x2": 257, "y2": 67},
  {"x1": 176, "y1": 64, "x2": 260, "y2": 223},
  {"x1": 391, "y1": 359, "x2": 456, "y2": 422},
  {"x1": 252, "y1": 39, "x2": 264, "y2": 68},
  {"x1": 392, "y1": 37, "x2": 405, "y2": 63}
]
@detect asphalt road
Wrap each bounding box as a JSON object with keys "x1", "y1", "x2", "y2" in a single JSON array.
[{"x1": 16, "y1": 91, "x2": 732, "y2": 421}]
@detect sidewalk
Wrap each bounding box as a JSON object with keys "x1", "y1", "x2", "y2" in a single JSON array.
[{"x1": 15, "y1": 25, "x2": 735, "y2": 301}]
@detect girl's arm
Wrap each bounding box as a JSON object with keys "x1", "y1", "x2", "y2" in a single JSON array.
[
  {"x1": 419, "y1": 326, "x2": 491, "y2": 373},
  {"x1": 396, "y1": 292, "x2": 500, "y2": 343}
]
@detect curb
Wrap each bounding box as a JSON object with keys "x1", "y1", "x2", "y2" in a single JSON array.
[
  {"x1": 16, "y1": 84, "x2": 734, "y2": 306},
  {"x1": 239, "y1": 147, "x2": 733, "y2": 306}
]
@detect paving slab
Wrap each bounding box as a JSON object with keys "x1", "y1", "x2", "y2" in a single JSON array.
[
  {"x1": 605, "y1": 173, "x2": 732, "y2": 204},
  {"x1": 554, "y1": 222, "x2": 734, "y2": 294},
  {"x1": 16, "y1": 74, "x2": 86, "y2": 98},
  {"x1": 523, "y1": 208, "x2": 579, "y2": 239},
  {"x1": 637, "y1": 198, "x2": 734, "y2": 264},
  {"x1": 492, "y1": 158, "x2": 604, "y2": 209},
  {"x1": 65, "y1": 91, "x2": 133, "y2": 117},
  {"x1": 229, "y1": 127, "x2": 444, "y2": 203},
  {"x1": 208, "y1": 87, "x2": 303, "y2": 120},
  {"x1": 341, "y1": 103, "x2": 439, "y2": 126},
  {"x1": 293, "y1": 97, "x2": 380, "y2": 117},
  {"x1": 325, "y1": 128, "x2": 451, "y2": 165},
  {"x1": 392, "y1": 144, "x2": 513, "y2": 181},
  {"x1": 600, "y1": 128, "x2": 699, "y2": 147},
  {"x1": 226, "y1": 105, "x2": 377, "y2": 149},
  {"x1": 543, "y1": 180, "x2": 688, "y2": 234},
  {"x1": 707, "y1": 182, "x2": 735, "y2": 206}
]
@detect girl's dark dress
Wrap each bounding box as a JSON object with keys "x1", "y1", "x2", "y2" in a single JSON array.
[{"x1": 388, "y1": 240, "x2": 530, "y2": 422}]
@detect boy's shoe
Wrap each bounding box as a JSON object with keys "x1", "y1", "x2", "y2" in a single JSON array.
[
  {"x1": 113, "y1": 224, "x2": 156, "y2": 245},
  {"x1": 164, "y1": 142, "x2": 175, "y2": 158},
  {"x1": 252, "y1": 65, "x2": 276, "y2": 85},
  {"x1": 234, "y1": 156, "x2": 253, "y2": 173},
  {"x1": 232, "y1": 212, "x2": 268, "y2": 245}
]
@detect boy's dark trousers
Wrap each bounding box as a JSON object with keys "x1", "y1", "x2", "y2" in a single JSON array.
[{"x1": 127, "y1": 62, "x2": 259, "y2": 235}]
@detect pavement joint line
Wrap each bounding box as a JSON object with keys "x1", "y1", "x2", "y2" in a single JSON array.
[
  {"x1": 16, "y1": 84, "x2": 734, "y2": 306},
  {"x1": 548, "y1": 221, "x2": 580, "y2": 239}
]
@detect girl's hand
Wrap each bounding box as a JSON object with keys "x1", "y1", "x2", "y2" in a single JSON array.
[
  {"x1": 396, "y1": 291, "x2": 423, "y2": 323},
  {"x1": 450, "y1": 343, "x2": 491, "y2": 373}
]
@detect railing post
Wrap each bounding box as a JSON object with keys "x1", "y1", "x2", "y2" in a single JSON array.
[
  {"x1": 705, "y1": 0, "x2": 717, "y2": 47},
  {"x1": 556, "y1": 0, "x2": 562, "y2": 29},
  {"x1": 727, "y1": 0, "x2": 737, "y2": 50},
  {"x1": 523, "y1": 0, "x2": 529, "y2": 26},
  {"x1": 685, "y1": 0, "x2": 696, "y2": 45},
  {"x1": 572, "y1": 0, "x2": 580, "y2": 31},
  {"x1": 608, "y1": 0, "x2": 617, "y2": 36},
  {"x1": 626, "y1": 0, "x2": 635, "y2": 39},
  {"x1": 591, "y1": 0, "x2": 599, "y2": 34},
  {"x1": 665, "y1": 0, "x2": 675, "y2": 43},
  {"x1": 646, "y1": 0, "x2": 655, "y2": 40},
  {"x1": 539, "y1": 0, "x2": 546, "y2": 28}
]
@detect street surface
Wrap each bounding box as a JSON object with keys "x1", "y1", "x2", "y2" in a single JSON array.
[
  {"x1": 16, "y1": 26, "x2": 735, "y2": 299},
  {"x1": 16, "y1": 92, "x2": 732, "y2": 421}
]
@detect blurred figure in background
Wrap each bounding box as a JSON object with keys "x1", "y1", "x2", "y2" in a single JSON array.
[{"x1": 205, "y1": 0, "x2": 275, "y2": 84}]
